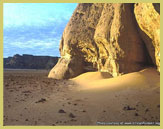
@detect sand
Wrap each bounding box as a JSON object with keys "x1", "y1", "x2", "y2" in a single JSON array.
[{"x1": 4, "y1": 68, "x2": 160, "y2": 125}]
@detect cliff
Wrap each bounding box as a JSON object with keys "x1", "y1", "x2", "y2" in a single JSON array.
[
  {"x1": 4, "y1": 54, "x2": 59, "y2": 69},
  {"x1": 48, "y1": 3, "x2": 160, "y2": 79}
]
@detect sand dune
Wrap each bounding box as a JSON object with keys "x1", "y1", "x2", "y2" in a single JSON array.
[
  {"x1": 72, "y1": 67, "x2": 160, "y2": 91},
  {"x1": 71, "y1": 71, "x2": 112, "y2": 81}
]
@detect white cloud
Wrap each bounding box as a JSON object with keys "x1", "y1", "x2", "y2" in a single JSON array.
[
  {"x1": 4, "y1": 3, "x2": 77, "y2": 28},
  {"x1": 9, "y1": 37, "x2": 60, "y2": 50}
]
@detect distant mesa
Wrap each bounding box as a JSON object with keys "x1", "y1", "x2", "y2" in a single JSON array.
[{"x1": 4, "y1": 54, "x2": 59, "y2": 69}]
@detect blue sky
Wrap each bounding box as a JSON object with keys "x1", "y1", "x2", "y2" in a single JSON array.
[{"x1": 3, "y1": 3, "x2": 78, "y2": 57}]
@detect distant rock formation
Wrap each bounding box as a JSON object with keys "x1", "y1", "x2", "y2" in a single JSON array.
[
  {"x1": 4, "y1": 54, "x2": 59, "y2": 69},
  {"x1": 48, "y1": 3, "x2": 160, "y2": 79}
]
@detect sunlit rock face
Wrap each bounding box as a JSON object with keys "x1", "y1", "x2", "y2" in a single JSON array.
[
  {"x1": 48, "y1": 56, "x2": 84, "y2": 79},
  {"x1": 48, "y1": 3, "x2": 160, "y2": 79},
  {"x1": 134, "y1": 3, "x2": 160, "y2": 72}
]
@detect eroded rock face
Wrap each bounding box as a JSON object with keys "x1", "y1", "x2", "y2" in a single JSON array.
[
  {"x1": 48, "y1": 56, "x2": 84, "y2": 79},
  {"x1": 49, "y1": 3, "x2": 104, "y2": 79},
  {"x1": 49, "y1": 3, "x2": 160, "y2": 79},
  {"x1": 94, "y1": 3, "x2": 150, "y2": 76},
  {"x1": 134, "y1": 3, "x2": 160, "y2": 72}
]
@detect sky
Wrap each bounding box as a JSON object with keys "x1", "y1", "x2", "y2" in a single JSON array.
[{"x1": 3, "y1": 3, "x2": 78, "y2": 58}]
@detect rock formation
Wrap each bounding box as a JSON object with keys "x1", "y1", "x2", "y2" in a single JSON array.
[
  {"x1": 4, "y1": 54, "x2": 59, "y2": 69},
  {"x1": 134, "y1": 3, "x2": 160, "y2": 72},
  {"x1": 48, "y1": 3, "x2": 160, "y2": 79}
]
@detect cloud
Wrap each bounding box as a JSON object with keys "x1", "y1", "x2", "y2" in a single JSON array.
[
  {"x1": 3, "y1": 23, "x2": 63, "y2": 57},
  {"x1": 9, "y1": 38, "x2": 60, "y2": 49},
  {"x1": 4, "y1": 3, "x2": 77, "y2": 28},
  {"x1": 3, "y1": 3, "x2": 77, "y2": 57}
]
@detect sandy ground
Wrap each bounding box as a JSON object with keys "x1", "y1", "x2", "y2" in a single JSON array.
[{"x1": 4, "y1": 68, "x2": 160, "y2": 125}]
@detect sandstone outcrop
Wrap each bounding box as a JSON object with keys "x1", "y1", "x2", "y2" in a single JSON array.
[
  {"x1": 4, "y1": 54, "x2": 59, "y2": 69},
  {"x1": 134, "y1": 3, "x2": 160, "y2": 72},
  {"x1": 48, "y1": 56, "x2": 84, "y2": 79},
  {"x1": 48, "y1": 3, "x2": 160, "y2": 79}
]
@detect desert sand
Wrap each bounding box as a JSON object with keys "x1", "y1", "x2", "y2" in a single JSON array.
[{"x1": 4, "y1": 67, "x2": 160, "y2": 125}]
